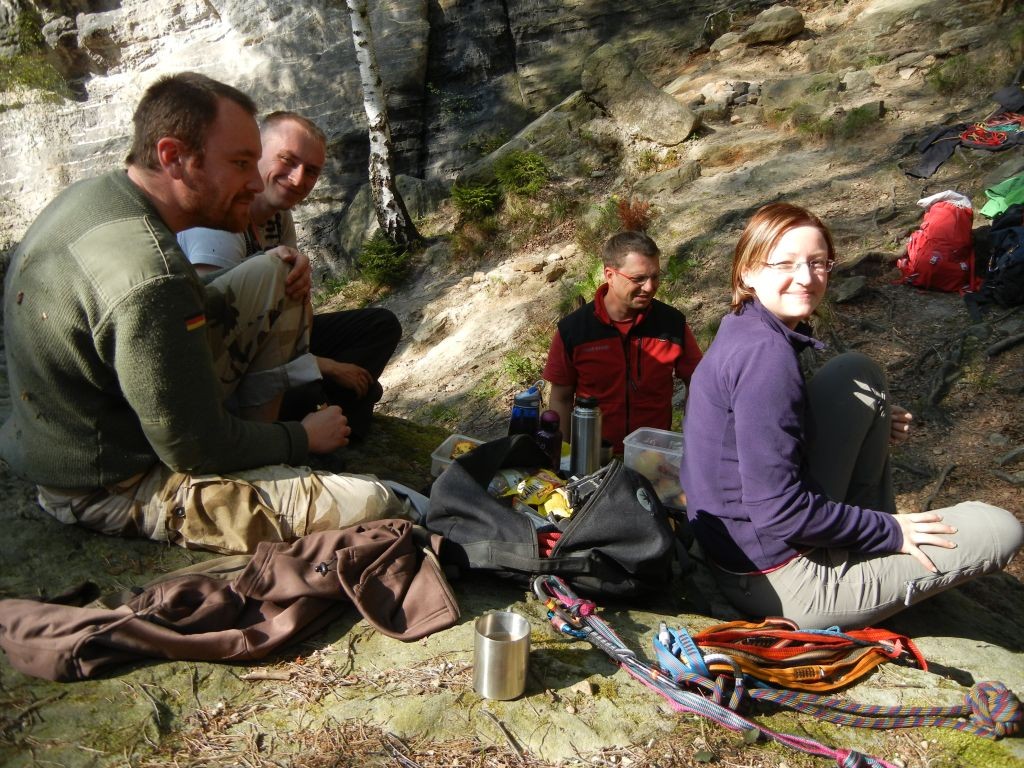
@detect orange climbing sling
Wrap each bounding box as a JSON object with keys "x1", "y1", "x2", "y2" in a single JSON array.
[{"x1": 688, "y1": 617, "x2": 926, "y2": 692}]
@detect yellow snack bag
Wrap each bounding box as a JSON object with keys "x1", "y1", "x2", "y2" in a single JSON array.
[
  {"x1": 517, "y1": 469, "x2": 564, "y2": 506},
  {"x1": 487, "y1": 468, "x2": 529, "y2": 498},
  {"x1": 539, "y1": 487, "x2": 573, "y2": 520}
]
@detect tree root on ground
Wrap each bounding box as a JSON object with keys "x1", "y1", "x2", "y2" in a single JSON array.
[
  {"x1": 921, "y1": 463, "x2": 956, "y2": 511},
  {"x1": 986, "y1": 332, "x2": 1024, "y2": 358}
]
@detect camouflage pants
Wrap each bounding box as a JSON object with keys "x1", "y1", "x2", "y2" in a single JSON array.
[
  {"x1": 205, "y1": 251, "x2": 321, "y2": 406},
  {"x1": 36, "y1": 255, "x2": 407, "y2": 553},
  {"x1": 38, "y1": 465, "x2": 407, "y2": 554}
]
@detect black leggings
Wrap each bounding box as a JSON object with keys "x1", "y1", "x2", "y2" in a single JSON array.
[{"x1": 280, "y1": 307, "x2": 401, "y2": 438}]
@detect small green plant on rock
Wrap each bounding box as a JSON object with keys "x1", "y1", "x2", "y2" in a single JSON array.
[
  {"x1": 557, "y1": 255, "x2": 604, "y2": 315},
  {"x1": 501, "y1": 350, "x2": 540, "y2": 388},
  {"x1": 659, "y1": 235, "x2": 714, "y2": 303},
  {"x1": 696, "y1": 315, "x2": 721, "y2": 352},
  {"x1": 451, "y1": 215, "x2": 499, "y2": 263},
  {"x1": 837, "y1": 104, "x2": 882, "y2": 140},
  {"x1": 312, "y1": 275, "x2": 349, "y2": 307},
  {"x1": 0, "y1": 10, "x2": 70, "y2": 102},
  {"x1": 499, "y1": 329, "x2": 551, "y2": 388},
  {"x1": 357, "y1": 231, "x2": 410, "y2": 287},
  {"x1": 494, "y1": 150, "x2": 550, "y2": 196},
  {"x1": 634, "y1": 149, "x2": 660, "y2": 174},
  {"x1": 422, "y1": 402, "x2": 459, "y2": 429},
  {"x1": 925, "y1": 52, "x2": 1005, "y2": 96},
  {"x1": 463, "y1": 130, "x2": 510, "y2": 157},
  {"x1": 469, "y1": 376, "x2": 501, "y2": 403},
  {"x1": 575, "y1": 198, "x2": 622, "y2": 257},
  {"x1": 789, "y1": 103, "x2": 835, "y2": 140},
  {"x1": 451, "y1": 181, "x2": 502, "y2": 220}
]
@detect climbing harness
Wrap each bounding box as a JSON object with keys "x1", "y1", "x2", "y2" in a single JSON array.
[{"x1": 533, "y1": 575, "x2": 1023, "y2": 768}]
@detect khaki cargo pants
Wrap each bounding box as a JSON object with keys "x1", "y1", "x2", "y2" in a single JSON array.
[{"x1": 37, "y1": 254, "x2": 407, "y2": 554}]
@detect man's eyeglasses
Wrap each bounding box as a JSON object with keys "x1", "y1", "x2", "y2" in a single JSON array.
[
  {"x1": 763, "y1": 259, "x2": 835, "y2": 274},
  {"x1": 608, "y1": 266, "x2": 661, "y2": 286}
]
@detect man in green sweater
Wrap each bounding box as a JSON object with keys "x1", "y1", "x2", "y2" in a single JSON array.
[{"x1": 0, "y1": 72, "x2": 405, "y2": 553}]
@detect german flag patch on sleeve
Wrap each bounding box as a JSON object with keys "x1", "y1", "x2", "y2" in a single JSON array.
[{"x1": 185, "y1": 312, "x2": 206, "y2": 332}]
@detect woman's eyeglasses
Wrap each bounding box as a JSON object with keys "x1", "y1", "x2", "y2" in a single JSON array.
[{"x1": 762, "y1": 259, "x2": 835, "y2": 274}]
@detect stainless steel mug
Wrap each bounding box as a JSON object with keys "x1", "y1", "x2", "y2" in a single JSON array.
[{"x1": 473, "y1": 611, "x2": 530, "y2": 700}]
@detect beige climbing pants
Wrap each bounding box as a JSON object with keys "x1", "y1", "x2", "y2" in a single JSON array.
[{"x1": 708, "y1": 352, "x2": 1023, "y2": 630}]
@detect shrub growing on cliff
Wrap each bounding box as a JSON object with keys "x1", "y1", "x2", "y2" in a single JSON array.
[
  {"x1": 616, "y1": 196, "x2": 654, "y2": 231},
  {"x1": 452, "y1": 181, "x2": 501, "y2": 220},
  {"x1": 451, "y1": 215, "x2": 499, "y2": 263},
  {"x1": 357, "y1": 231, "x2": 410, "y2": 287},
  {"x1": 925, "y1": 50, "x2": 1009, "y2": 96},
  {"x1": 837, "y1": 104, "x2": 882, "y2": 140},
  {"x1": 494, "y1": 151, "x2": 549, "y2": 196},
  {"x1": 574, "y1": 197, "x2": 621, "y2": 257},
  {"x1": 0, "y1": 10, "x2": 69, "y2": 102}
]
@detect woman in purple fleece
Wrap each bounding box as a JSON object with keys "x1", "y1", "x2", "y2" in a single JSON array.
[{"x1": 680, "y1": 202, "x2": 1022, "y2": 630}]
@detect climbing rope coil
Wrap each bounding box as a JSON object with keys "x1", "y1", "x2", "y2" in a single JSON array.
[
  {"x1": 532, "y1": 575, "x2": 1023, "y2": 768},
  {"x1": 960, "y1": 111, "x2": 1024, "y2": 147}
]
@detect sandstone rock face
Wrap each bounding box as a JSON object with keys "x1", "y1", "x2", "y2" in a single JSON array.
[
  {"x1": 759, "y1": 73, "x2": 843, "y2": 111},
  {"x1": 739, "y1": 4, "x2": 806, "y2": 45},
  {"x1": 634, "y1": 160, "x2": 702, "y2": 197},
  {"x1": 0, "y1": 0, "x2": 29, "y2": 58},
  {"x1": 0, "y1": 0, "x2": 711, "y2": 259},
  {"x1": 336, "y1": 174, "x2": 448, "y2": 264},
  {"x1": 581, "y1": 43, "x2": 699, "y2": 147},
  {"x1": 456, "y1": 90, "x2": 603, "y2": 187}
]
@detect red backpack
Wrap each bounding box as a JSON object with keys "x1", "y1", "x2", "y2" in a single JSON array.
[{"x1": 897, "y1": 200, "x2": 981, "y2": 292}]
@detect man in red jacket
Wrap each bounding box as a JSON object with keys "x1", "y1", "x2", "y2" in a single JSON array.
[{"x1": 542, "y1": 231, "x2": 702, "y2": 453}]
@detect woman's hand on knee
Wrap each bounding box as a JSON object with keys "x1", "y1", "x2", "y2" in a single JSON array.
[
  {"x1": 890, "y1": 405, "x2": 912, "y2": 444},
  {"x1": 895, "y1": 511, "x2": 957, "y2": 572}
]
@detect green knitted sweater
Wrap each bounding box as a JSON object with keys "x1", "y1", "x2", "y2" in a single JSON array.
[{"x1": 0, "y1": 171, "x2": 307, "y2": 488}]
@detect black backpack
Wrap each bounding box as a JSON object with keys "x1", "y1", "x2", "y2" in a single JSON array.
[
  {"x1": 425, "y1": 435, "x2": 676, "y2": 598},
  {"x1": 984, "y1": 204, "x2": 1024, "y2": 307}
]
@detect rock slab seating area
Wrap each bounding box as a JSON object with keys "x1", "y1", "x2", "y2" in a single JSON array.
[{"x1": 2, "y1": 0, "x2": 1024, "y2": 765}]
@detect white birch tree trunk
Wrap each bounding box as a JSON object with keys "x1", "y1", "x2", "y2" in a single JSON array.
[{"x1": 345, "y1": 0, "x2": 420, "y2": 246}]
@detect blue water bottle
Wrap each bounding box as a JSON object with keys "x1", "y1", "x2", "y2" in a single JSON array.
[{"x1": 508, "y1": 382, "x2": 541, "y2": 437}]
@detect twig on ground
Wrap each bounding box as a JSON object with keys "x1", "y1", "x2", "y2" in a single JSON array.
[
  {"x1": 997, "y1": 446, "x2": 1024, "y2": 466},
  {"x1": 922, "y1": 463, "x2": 956, "y2": 510},
  {"x1": 482, "y1": 709, "x2": 525, "y2": 761},
  {"x1": 927, "y1": 336, "x2": 965, "y2": 405},
  {"x1": 239, "y1": 671, "x2": 294, "y2": 682},
  {"x1": 892, "y1": 460, "x2": 931, "y2": 477},
  {"x1": 986, "y1": 332, "x2": 1024, "y2": 357},
  {"x1": 381, "y1": 732, "x2": 423, "y2": 768},
  {"x1": 855, "y1": 317, "x2": 887, "y2": 333},
  {"x1": 856, "y1": 250, "x2": 897, "y2": 262},
  {"x1": 0, "y1": 692, "x2": 66, "y2": 739},
  {"x1": 993, "y1": 470, "x2": 1024, "y2": 487}
]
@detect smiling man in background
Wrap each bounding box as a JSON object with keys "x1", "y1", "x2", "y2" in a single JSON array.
[{"x1": 178, "y1": 111, "x2": 401, "y2": 440}]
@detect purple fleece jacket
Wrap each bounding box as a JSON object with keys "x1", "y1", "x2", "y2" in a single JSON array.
[{"x1": 680, "y1": 300, "x2": 902, "y2": 572}]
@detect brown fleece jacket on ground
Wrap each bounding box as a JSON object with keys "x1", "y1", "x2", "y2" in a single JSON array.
[{"x1": 0, "y1": 519, "x2": 459, "y2": 682}]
